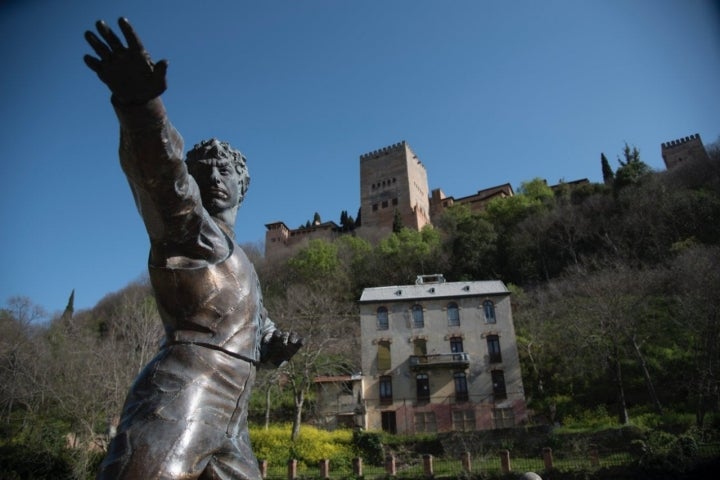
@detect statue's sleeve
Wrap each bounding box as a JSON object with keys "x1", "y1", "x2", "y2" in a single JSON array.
[{"x1": 112, "y1": 98, "x2": 222, "y2": 261}]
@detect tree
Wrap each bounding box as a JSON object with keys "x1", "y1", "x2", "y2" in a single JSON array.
[
  {"x1": 392, "y1": 209, "x2": 404, "y2": 233},
  {"x1": 267, "y1": 284, "x2": 357, "y2": 440},
  {"x1": 670, "y1": 246, "x2": 720, "y2": 427},
  {"x1": 601, "y1": 153, "x2": 614, "y2": 186},
  {"x1": 614, "y1": 143, "x2": 652, "y2": 190},
  {"x1": 375, "y1": 227, "x2": 443, "y2": 285},
  {"x1": 435, "y1": 205, "x2": 498, "y2": 280}
]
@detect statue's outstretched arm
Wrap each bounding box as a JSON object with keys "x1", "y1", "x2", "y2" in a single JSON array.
[
  {"x1": 83, "y1": 19, "x2": 225, "y2": 263},
  {"x1": 84, "y1": 18, "x2": 167, "y2": 105}
]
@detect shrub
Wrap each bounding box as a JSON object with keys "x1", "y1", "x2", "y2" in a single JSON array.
[
  {"x1": 352, "y1": 430, "x2": 384, "y2": 465},
  {"x1": 249, "y1": 424, "x2": 354, "y2": 470}
]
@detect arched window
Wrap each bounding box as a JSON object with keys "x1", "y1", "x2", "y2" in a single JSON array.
[
  {"x1": 454, "y1": 371, "x2": 468, "y2": 401},
  {"x1": 377, "y1": 306, "x2": 389, "y2": 330},
  {"x1": 483, "y1": 300, "x2": 496, "y2": 324},
  {"x1": 491, "y1": 370, "x2": 507, "y2": 399},
  {"x1": 447, "y1": 302, "x2": 460, "y2": 326},
  {"x1": 377, "y1": 341, "x2": 391, "y2": 371},
  {"x1": 379, "y1": 375, "x2": 393, "y2": 404},
  {"x1": 416, "y1": 373, "x2": 430, "y2": 401},
  {"x1": 413, "y1": 338, "x2": 427, "y2": 356},
  {"x1": 450, "y1": 337, "x2": 464, "y2": 354},
  {"x1": 487, "y1": 335, "x2": 502, "y2": 363},
  {"x1": 412, "y1": 304, "x2": 424, "y2": 328}
]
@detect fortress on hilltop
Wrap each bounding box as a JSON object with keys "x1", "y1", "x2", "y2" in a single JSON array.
[
  {"x1": 265, "y1": 133, "x2": 711, "y2": 259},
  {"x1": 661, "y1": 133, "x2": 710, "y2": 170}
]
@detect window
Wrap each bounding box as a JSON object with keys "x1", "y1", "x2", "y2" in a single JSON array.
[
  {"x1": 483, "y1": 300, "x2": 496, "y2": 324},
  {"x1": 381, "y1": 411, "x2": 397, "y2": 434},
  {"x1": 450, "y1": 337, "x2": 464, "y2": 354},
  {"x1": 377, "y1": 341, "x2": 391, "y2": 371},
  {"x1": 372, "y1": 204, "x2": 378, "y2": 211},
  {"x1": 487, "y1": 335, "x2": 502, "y2": 363},
  {"x1": 376, "y1": 306, "x2": 389, "y2": 330},
  {"x1": 379, "y1": 375, "x2": 393, "y2": 404},
  {"x1": 413, "y1": 338, "x2": 427, "y2": 356},
  {"x1": 392, "y1": 197, "x2": 398, "y2": 205},
  {"x1": 493, "y1": 407, "x2": 515, "y2": 429},
  {"x1": 452, "y1": 410, "x2": 476, "y2": 431},
  {"x1": 454, "y1": 371, "x2": 469, "y2": 402},
  {"x1": 414, "y1": 412, "x2": 437, "y2": 433},
  {"x1": 491, "y1": 370, "x2": 507, "y2": 400},
  {"x1": 382, "y1": 200, "x2": 388, "y2": 208},
  {"x1": 416, "y1": 373, "x2": 430, "y2": 401},
  {"x1": 447, "y1": 302, "x2": 460, "y2": 326},
  {"x1": 412, "y1": 304, "x2": 424, "y2": 328}
]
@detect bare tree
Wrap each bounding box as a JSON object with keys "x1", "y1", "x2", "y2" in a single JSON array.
[{"x1": 268, "y1": 283, "x2": 357, "y2": 441}]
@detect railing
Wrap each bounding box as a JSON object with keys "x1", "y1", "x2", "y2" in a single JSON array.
[
  {"x1": 409, "y1": 352, "x2": 470, "y2": 370},
  {"x1": 260, "y1": 443, "x2": 720, "y2": 479}
]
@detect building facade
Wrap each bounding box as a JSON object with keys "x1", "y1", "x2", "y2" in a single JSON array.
[
  {"x1": 661, "y1": 133, "x2": 710, "y2": 170},
  {"x1": 264, "y1": 140, "x2": 512, "y2": 258},
  {"x1": 356, "y1": 141, "x2": 431, "y2": 243},
  {"x1": 358, "y1": 275, "x2": 527, "y2": 434}
]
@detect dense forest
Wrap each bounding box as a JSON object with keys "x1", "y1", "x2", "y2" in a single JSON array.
[{"x1": 2, "y1": 141, "x2": 719, "y2": 477}]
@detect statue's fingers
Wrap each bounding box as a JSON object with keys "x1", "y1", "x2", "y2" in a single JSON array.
[
  {"x1": 118, "y1": 17, "x2": 145, "y2": 51},
  {"x1": 83, "y1": 54, "x2": 102, "y2": 73},
  {"x1": 95, "y1": 20, "x2": 125, "y2": 51},
  {"x1": 84, "y1": 31, "x2": 111, "y2": 60}
]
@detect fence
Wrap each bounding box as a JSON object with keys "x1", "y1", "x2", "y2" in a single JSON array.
[{"x1": 259, "y1": 443, "x2": 720, "y2": 479}]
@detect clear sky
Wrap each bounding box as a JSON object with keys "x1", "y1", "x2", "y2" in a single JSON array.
[{"x1": 1, "y1": 0, "x2": 718, "y2": 316}]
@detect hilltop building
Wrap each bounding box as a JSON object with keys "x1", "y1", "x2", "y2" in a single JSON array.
[
  {"x1": 661, "y1": 133, "x2": 710, "y2": 170},
  {"x1": 266, "y1": 134, "x2": 708, "y2": 258},
  {"x1": 264, "y1": 141, "x2": 513, "y2": 258}
]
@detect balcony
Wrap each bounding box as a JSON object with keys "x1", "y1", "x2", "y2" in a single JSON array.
[{"x1": 409, "y1": 352, "x2": 470, "y2": 370}]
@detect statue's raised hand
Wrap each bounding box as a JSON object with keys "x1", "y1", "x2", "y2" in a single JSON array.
[{"x1": 84, "y1": 18, "x2": 168, "y2": 104}]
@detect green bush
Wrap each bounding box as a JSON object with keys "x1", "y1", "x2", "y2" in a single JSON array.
[
  {"x1": 0, "y1": 444, "x2": 74, "y2": 480},
  {"x1": 249, "y1": 424, "x2": 354, "y2": 470},
  {"x1": 352, "y1": 430, "x2": 384, "y2": 465}
]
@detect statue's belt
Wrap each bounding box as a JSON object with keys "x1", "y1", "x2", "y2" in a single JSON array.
[{"x1": 167, "y1": 340, "x2": 259, "y2": 366}]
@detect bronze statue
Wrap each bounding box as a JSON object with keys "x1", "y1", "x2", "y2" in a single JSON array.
[{"x1": 84, "y1": 18, "x2": 302, "y2": 480}]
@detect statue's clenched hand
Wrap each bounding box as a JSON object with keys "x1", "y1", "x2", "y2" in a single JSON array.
[{"x1": 84, "y1": 18, "x2": 168, "y2": 105}]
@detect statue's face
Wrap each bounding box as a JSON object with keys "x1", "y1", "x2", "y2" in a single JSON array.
[{"x1": 188, "y1": 157, "x2": 241, "y2": 216}]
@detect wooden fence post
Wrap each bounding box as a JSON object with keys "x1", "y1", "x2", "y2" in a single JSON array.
[
  {"x1": 352, "y1": 457, "x2": 363, "y2": 477},
  {"x1": 542, "y1": 447, "x2": 554, "y2": 470},
  {"x1": 461, "y1": 451, "x2": 472, "y2": 472},
  {"x1": 287, "y1": 459, "x2": 297, "y2": 480},
  {"x1": 385, "y1": 454, "x2": 396, "y2": 476},
  {"x1": 589, "y1": 444, "x2": 600, "y2": 467},
  {"x1": 499, "y1": 449, "x2": 511, "y2": 474},
  {"x1": 319, "y1": 459, "x2": 329, "y2": 479},
  {"x1": 423, "y1": 454, "x2": 434, "y2": 477}
]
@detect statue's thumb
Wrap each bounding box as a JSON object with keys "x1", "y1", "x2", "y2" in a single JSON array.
[{"x1": 155, "y1": 59, "x2": 169, "y2": 78}]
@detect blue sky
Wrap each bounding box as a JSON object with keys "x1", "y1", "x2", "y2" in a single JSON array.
[{"x1": 1, "y1": 0, "x2": 718, "y2": 316}]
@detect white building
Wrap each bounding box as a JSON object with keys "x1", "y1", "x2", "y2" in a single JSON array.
[{"x1": 358, "y1": 274, "x2": 527, "y2": 434}]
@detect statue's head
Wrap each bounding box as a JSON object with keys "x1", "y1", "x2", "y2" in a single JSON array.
[{"x1": 186, "y1": 139, "x2": 250, "y2": 217}]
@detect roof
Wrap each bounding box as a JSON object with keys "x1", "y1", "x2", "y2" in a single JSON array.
[
  {"x1": 313, "y1": 374, "x2": 362, "y2": 383},
  {"x1": 359, "y1": 279, "x2": 509, "y2": 303}
]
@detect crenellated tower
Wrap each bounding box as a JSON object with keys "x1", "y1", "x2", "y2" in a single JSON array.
[
  {"x1": 357, "y1": 141, "x2": 431, "y2": 242},
  {"x1": 661, "y1": 133, "x2": 709, "y2": 169}
]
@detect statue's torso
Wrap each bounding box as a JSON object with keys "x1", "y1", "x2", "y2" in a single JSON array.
[{"x1": 148, "y1": 240, "x2": 263, "y2": 361}]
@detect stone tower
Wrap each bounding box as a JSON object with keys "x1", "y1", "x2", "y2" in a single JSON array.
[
  {"x1": 357, "y1": 141, "x2": 431, "y2": 242},
  {"x1": 661, "y1": 133, "x2": 709, "y2": 169}
]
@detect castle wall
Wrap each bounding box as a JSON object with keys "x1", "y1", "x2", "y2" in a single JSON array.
[
  {"x1": 357, "y1": 141, "x2": 431, "y2": 242},
  {"x1": 661, "y1": 133, "x2": 709, "y2": 169},
  {"x1": 265, "y1": 221, "x2": 341, "y2": 260}
]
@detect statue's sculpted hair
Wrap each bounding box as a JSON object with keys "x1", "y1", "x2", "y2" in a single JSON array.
[{"x1": 186, "y1": 138, "x2": 250, "y2": 204}]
